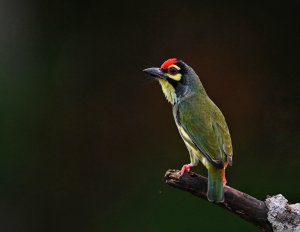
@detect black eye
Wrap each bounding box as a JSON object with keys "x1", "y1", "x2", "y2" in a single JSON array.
[{"x1": 168, "y1": 67, "x2": 179, "y2": 75}]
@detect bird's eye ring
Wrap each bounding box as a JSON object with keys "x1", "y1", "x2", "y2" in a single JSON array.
[{"x1": 168, "y1": 67, "x2": 179, "y2": 75}]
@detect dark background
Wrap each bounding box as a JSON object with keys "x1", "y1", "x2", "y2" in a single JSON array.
[{"x1": 0, "y1": 1, "x2": 299, "y2": 231}]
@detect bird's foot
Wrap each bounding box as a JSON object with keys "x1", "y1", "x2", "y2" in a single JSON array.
[
  {"x1": 180, "y1": 163, "x2": 193, "y2": 176},
  {"x1": 223, "y1": 175, "x2": 227, "y2": 186}
]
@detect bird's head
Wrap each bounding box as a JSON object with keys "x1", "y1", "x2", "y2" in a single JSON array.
[{"x1": 143, "y1": 58, "x2": 203, "y2": 105}]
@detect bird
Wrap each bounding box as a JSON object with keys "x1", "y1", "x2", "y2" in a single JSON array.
[{"x1": 143, "y1": 58, "x2": 233, "y2": 202}]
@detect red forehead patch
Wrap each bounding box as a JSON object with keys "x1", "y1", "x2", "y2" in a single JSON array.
[{"x1": 160, "y1": 58, "x2": 177, "y2": 69}]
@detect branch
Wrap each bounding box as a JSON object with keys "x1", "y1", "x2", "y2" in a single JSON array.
[{"x1": 164, "y1": 169, "x2": 300, "y2": 232}]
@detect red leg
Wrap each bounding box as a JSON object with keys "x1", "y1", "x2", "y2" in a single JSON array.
[
  {"x1": 180, "y1": 163, "x2": 193, "y2": 176},
  {"x1": 223, "y1": 169, "x2": 227, "y2": 186}
]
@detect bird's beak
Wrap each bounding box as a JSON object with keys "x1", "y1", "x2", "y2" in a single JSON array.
[{"x1": 143, "y1": 67, "x2": 166, "y2": 80}]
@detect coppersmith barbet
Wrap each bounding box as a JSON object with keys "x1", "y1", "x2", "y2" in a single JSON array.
[{"x1": 143, "y1": 58, "x2": 233, "y2": 202}]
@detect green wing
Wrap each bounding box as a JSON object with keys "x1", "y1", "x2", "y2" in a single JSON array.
[
  {"x1": 177, "y1": 98, "x2": 233, "y2": 168},
  {"x1": 214, "y1": 119, "x2": 233, "y2": 166}
]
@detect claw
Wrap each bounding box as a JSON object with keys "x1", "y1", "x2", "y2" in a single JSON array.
[{"x1": 180, "y1": 164, "x2": 193, "y2": 176}]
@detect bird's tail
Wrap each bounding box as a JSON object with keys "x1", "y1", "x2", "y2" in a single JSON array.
[{"x1": 207, "y1": 168, "x2": 225, "y2": 203}]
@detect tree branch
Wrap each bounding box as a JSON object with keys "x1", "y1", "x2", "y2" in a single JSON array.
[{"x1": 164, "y1": 169, "x2": 300, "y2": 232}]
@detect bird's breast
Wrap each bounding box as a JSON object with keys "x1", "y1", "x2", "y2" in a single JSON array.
[{"x1": 176, "y1": 122, "x2": 211, "y2": 169}]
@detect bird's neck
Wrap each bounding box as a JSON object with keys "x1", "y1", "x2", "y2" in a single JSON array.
[
  {"x1": 158, "y1": 79, "x2": 178, "y2": 105},
  {"x1": 158, "y1": 78, "x2": 207, "y2": 105}
]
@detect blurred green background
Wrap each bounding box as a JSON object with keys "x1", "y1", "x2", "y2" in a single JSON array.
[{"x1": 0, "y1": 1, "x2": 299, "y2": 231}]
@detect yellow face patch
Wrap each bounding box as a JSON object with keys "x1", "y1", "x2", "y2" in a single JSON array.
[
  {"x1": 158, "y1": 79, "x2": 177, "y2": 104},
  {"x1": 169, "y1": 64, "x2": 180, "y2": 70},
  {"x1": 166, "y1": 64, "x2": 182, "y2": 81}
]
